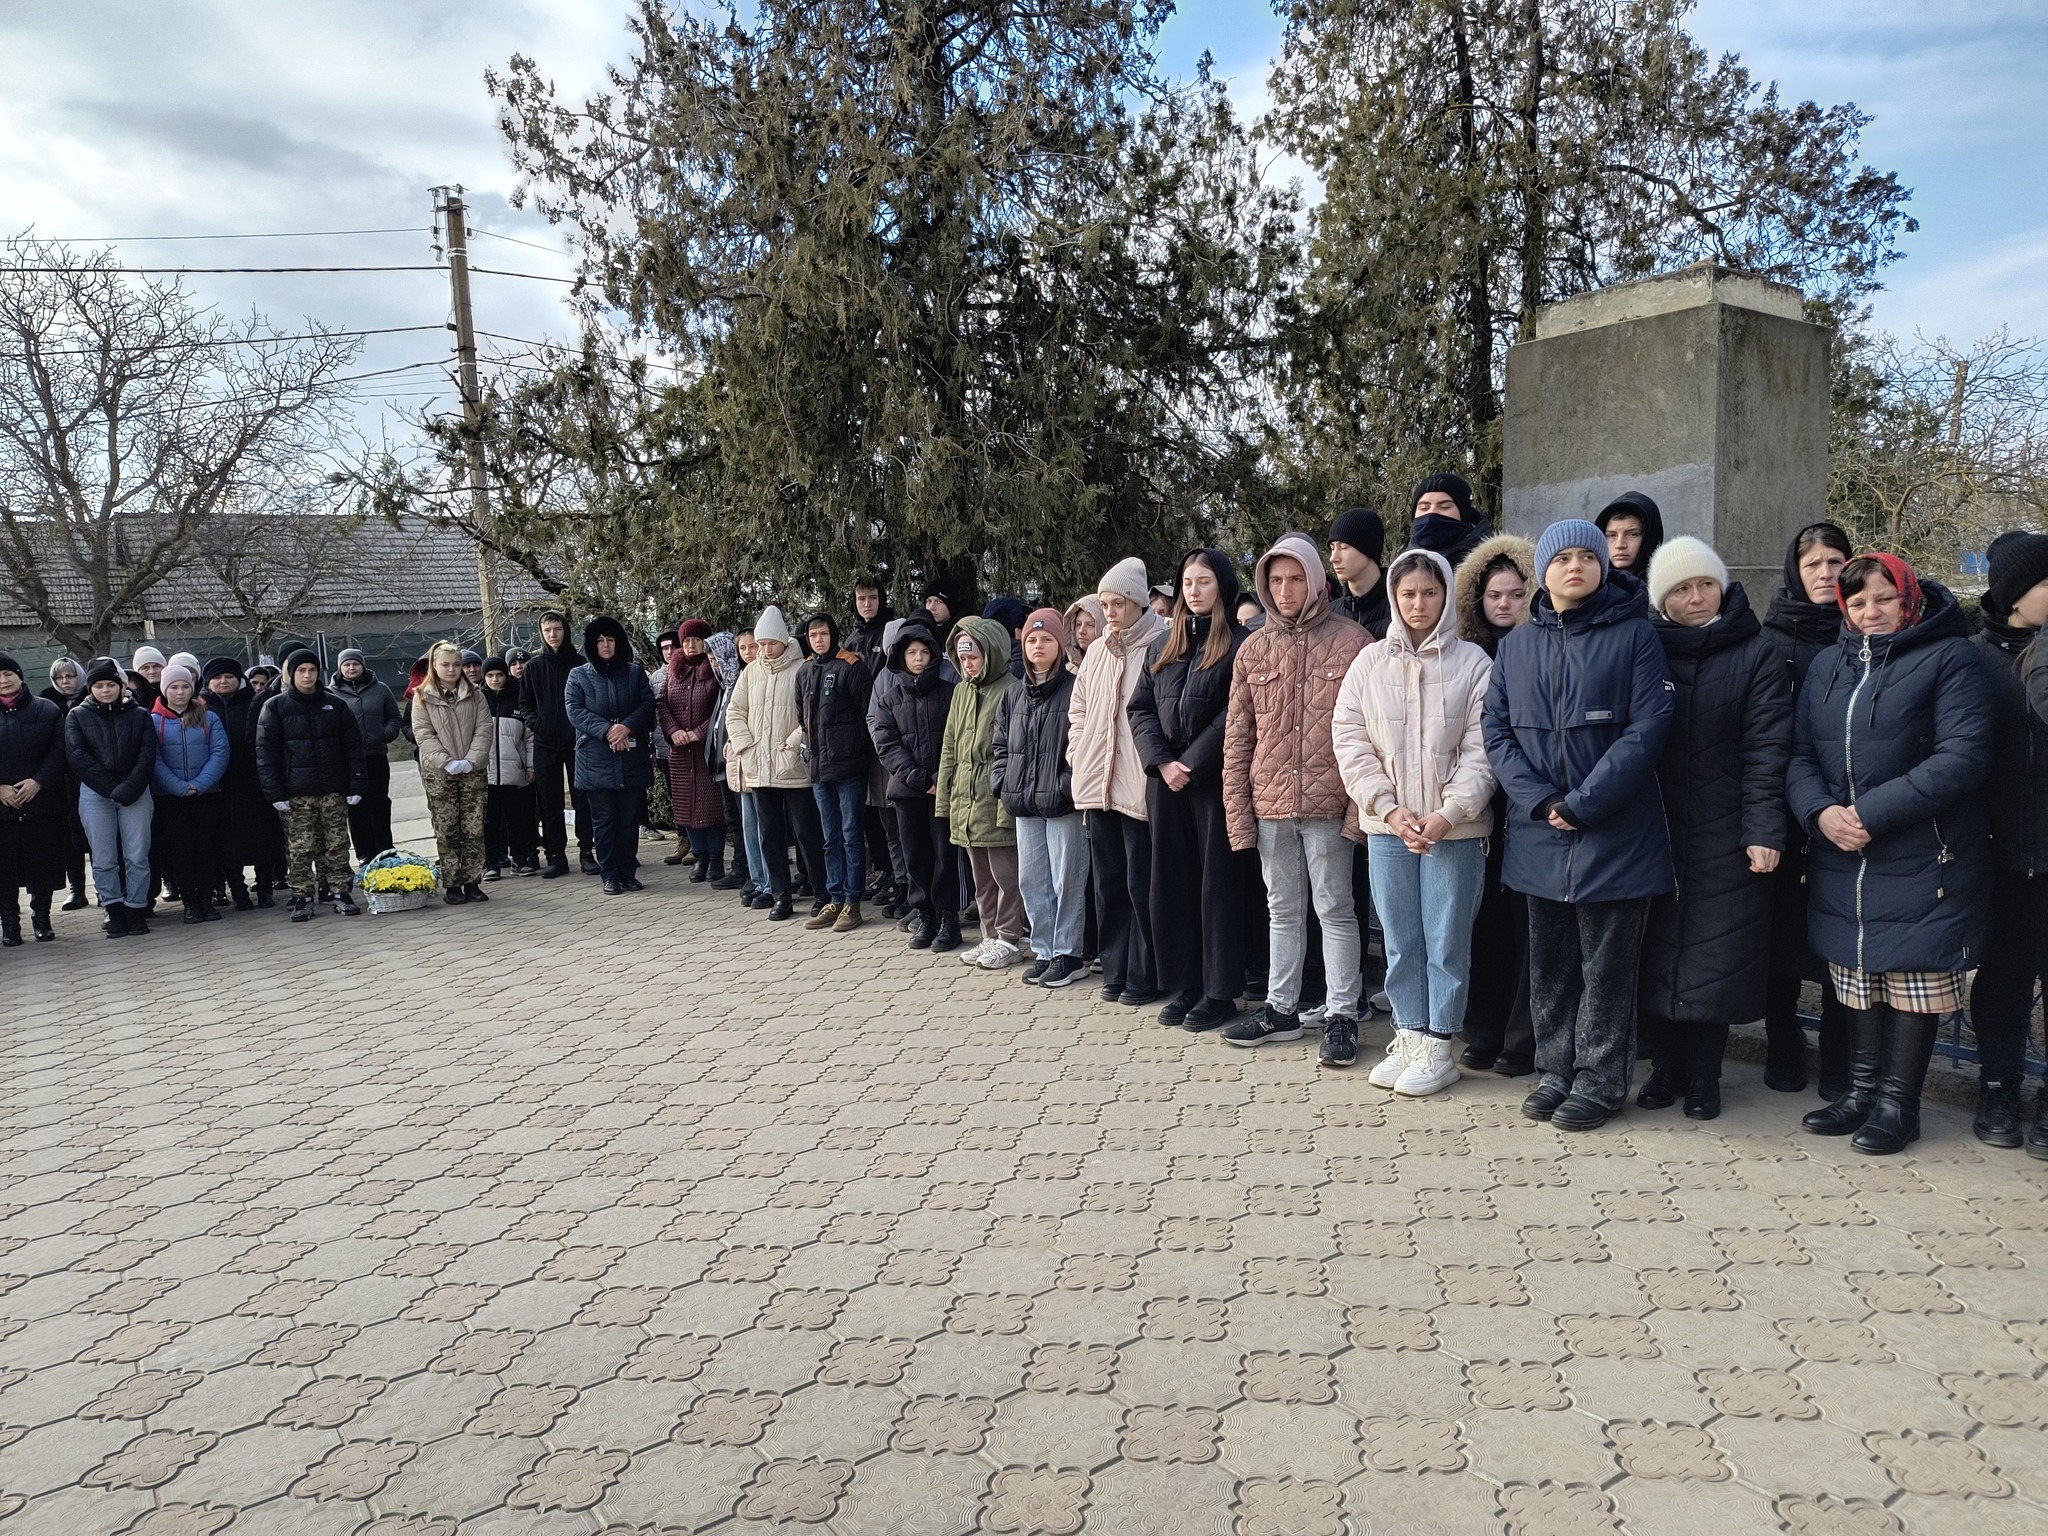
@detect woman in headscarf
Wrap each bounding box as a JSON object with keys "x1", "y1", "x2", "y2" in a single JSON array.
[
  {"x1": 1761, "y1": 521, "x2": 1855, "y2": 1096},
  {"x1": 657, "y1": 619, "x2": 728, "y2": 882},
  {"x1": 0, "y1": 653, "x2": 68, "y2": 943},
  {"x1": 1788, "y1": 553, "x2": 1993, "y2": 1154},
  {"x1": 704, "y1": 630, "x2": 748, "y2": 890},
  {"x1": 200, "y1": 658, "x2": 273, "y2": 909}
]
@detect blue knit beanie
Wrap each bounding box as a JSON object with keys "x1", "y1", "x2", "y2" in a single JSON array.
[{"x1": 1535, "y1": 519, "x2": 1610, "y2": 580}]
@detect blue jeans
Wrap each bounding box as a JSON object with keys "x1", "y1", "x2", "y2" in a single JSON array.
[
  {"x1": 813, "y1": 777, "x2": 866, "y2": 903},
  {"x1": 1016, "y1": 813, "x2": 1088, "y2": 960},
  {"x1": 1367, "y1": 834, "x2": 1487, "y2": 1036},
  {"x1": 78, "y1": 786, "x2": 153, "y2": 909},
  {"x1": 740, "y1": 792, "x2": 767, "y2": 892}
]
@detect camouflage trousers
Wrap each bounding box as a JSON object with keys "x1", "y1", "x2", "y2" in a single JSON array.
[
  {"x1": 423, "y1": 770, "x2": 488, "y2": 888},
  {"x1": 286, "y1": 795, "x2": 353, "y2": 899}
]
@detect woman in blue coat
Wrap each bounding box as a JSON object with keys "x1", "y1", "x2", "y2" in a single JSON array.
[
  {"x1": 1482, "y1": 519, "x2": 1674, "y2": 1132},
  {"x1": 564, "y1": 616, "x2": 656, "y2": 894},
  {"x1": 1787, "y1": 553, "x2": 1993, "y2": 1154}
]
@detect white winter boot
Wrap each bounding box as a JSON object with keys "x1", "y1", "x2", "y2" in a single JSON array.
[
  {"x1": 1394, "y1": 1032, "x2": 1460, "y2": 1097},
  {"x1": 1368, "y1": 1029, "x2": 1416, "y2": 1089}
]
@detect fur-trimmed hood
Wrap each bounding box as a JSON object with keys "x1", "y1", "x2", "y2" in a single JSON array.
[{"x1": 1454, "y1": 533, "x2": 1537, "y2": 652}]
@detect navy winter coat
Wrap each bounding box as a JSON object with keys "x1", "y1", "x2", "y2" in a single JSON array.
[
  {"x1": 1482, "y1": 569, "x2": 1676, "y2": 904},
  {"x1": 1638, "y1": 585, "x2": 1792, "y2": 1026},
  {"x1": 870, "y1": 632, "x2": 956, "y2": 799},
  {"x1": 563, "y1": 618, "x2": 656, "y2": 793},
  {"x1": 1785, "y1": 582, "x2": 1992, "y2": 976},
  {"x1": 993, "y1": 667, "x2": 1077, "y2": 819}
]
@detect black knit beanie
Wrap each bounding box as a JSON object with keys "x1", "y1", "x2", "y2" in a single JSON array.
[
  {"x1": 1328, "y1": 507, "x2": 1386, "y2": 564},
  {"x1": 1987, "y1": 532, "x2": 2048, "y2": 622},
  {"x1": 84, "y1": 656, "x2": 124, "y2": 689},
  {"x1": 1412, "y1": 472, "x2": 1476, "y2": 523}
]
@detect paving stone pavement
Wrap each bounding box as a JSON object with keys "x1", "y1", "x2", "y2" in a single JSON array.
[{"x1": 2, "y1": 770, "x2": 2046, "y2": 1535}]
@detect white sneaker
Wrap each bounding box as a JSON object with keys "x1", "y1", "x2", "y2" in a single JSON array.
[
  {"x1": 977, "y1": 939, "x2": 1022, "y2": 970},
  {"x1": 1300, "y1": 1002, "x2": 1329, "y2": 1028},
  {"x1": 1394, "y1": 1033, "x2": 1460, "y2": 1097},
  {"x1": 957, "y1": 940, "x2": 989, "y2": 965},
  {"x1": 1368, "y1": 989, "x2": 1392, "y2": 1015},
  {"x1": 1368, "y1": 1030, "x2": 1416, "y2": 1089}
]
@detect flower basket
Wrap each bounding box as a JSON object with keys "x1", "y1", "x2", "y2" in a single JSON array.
[{"x1": 357, "y1": 847, "x2": 438, "y2": 915}]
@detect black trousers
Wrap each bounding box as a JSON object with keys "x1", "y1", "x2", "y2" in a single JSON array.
[
  {"x1": 1527, "y1": 895, "x2": 1649, "y2": 1108},
  {"x1": 1239, "y1": 847, "x2": 1268, "y2": 989},
  {"x1": 153, "y1": 794, "x2": 221, "y2": 910},
  {"x1": 893, "y1": 795, "x2": 960, "y2": 917},
  {"x1": 1089, "y1": 809, "x2": 1155, "y2": 996},
  {"x1": 1971, "y1": 865, "x2": 2048, "y2": 1085},
  {"x1": 1463, "y1": 843, "x2": 1535, "y2": 1064},
  {"x1": 485, "y1": 783, "x2": 538, "y2": 870},
  {"x1": 863, "y1": 803, "x2": 895, "y2": 884},
  {"x1": 721, "y1": 786, "x2": 746, "y2": 878},
  {"x1": 586, "y1": 786, "x2": 643, "y2": 883},
  {"x1": 1646, "y1": 1015, "x2": 1732, "y2": 1084},
  {"x1": 533, "y1": 742, "x2": 591, "y2": 859},
  {"x1": 347, "y1": 754, "x2": 395, "y2": 863},
  {"x1": 754, "y1": 787, "x2": 826, "y2": 901},
  {"x1": 1148, "y1": 777, "x2": 1242, "y2": 1002}
]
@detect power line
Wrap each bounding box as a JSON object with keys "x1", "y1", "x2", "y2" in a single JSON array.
[
  {"x1": 332, "y1": 359, "x2": 452, "y2": 385},
  {"x1": 471, "y1": 229, "x2": 568, "y2": 256},
  {"x1": 34, "y1": 227, "x2": 429, "y2": 242},
  {"x1": 0, "y1": 323, "x2": 449, "y2": 360},
  {"x1": 1, "y1": 264, "x2": 576, "y2": 282}
]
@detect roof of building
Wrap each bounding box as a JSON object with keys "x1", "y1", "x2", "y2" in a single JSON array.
[{"x1": 1, "y1": 513, "x2": 550, "y2": 630}]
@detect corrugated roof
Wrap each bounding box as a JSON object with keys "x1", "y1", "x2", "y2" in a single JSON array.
[{"x1": 2, "y1": 514, "x2": 549, "y2": 628}]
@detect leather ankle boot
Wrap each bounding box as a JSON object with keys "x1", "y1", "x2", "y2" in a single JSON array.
[
  {"x1": 1853, "y1": 1009, "x2": 1940, "y2": 1155},
  {"x1": 1803, "y1": 1006, "x2": 1884, "y2": 1135}
]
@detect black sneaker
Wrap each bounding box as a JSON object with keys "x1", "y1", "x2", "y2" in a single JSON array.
[
  {"x1": 2028, "y1": 1089, "x2": 2048, "y2": 1161},
  {"x1": 1040, "y1": 955, "x2": 1086, "y2": 989},
  {"x1": 256, "y1": 887, "x2": 275, "y2": 909},
  {"x1": 483, "y1": 867, "x2": 502, "y2": 882},
  {"x1": 1221, "y1": 1006, "x2": 1303, "y2": 1048},
  {"x1": 333, "y1": 894, "x2": 361, "y2": 916},
  {"x1": 289, "y1": 896, "x2": 316, "y2": 922},
  {"x1": 1021, "y1": 958, "x2": 1052, "y2": 985},
  {"x1": 465, "y1": 883, "x2": 489, "y2": 903},
  {"x1": 539, "y1": 857, "x2": 570, "y2": 879},
  {"x1": 579, "y1": 851, "x2": 600, "y2": 876},
  {"x1": 1319, "y1": 1015, "x2": 1358, "y2": 1067},
  {"x1": 1975, "y1": 1080, "x2": 2025, "y2": 1149}
]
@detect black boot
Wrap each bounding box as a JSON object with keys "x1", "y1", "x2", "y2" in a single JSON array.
[
  {"x1": 1683, "y1": 1021, "x2": 1728, "y2": 1120},
  {"x1": 103, "y1": 903, "x2": 128, "y2": 938},
  {"x1": 30, "y1": 897, "x2": 53, "y2": 942},
  {"x1": 229, "y1": 874, "x2": 254, "y2": 912},
  {"x1": 124, "y1": 904, "x2": 149, "y2": 936},
  {"x1": 181, "y1": 900, "x2": 207, "y2": 925},
  {"x1": 62, "y1": 875, "x2": 89, "y2": 912},
  {"x1": 0, "y1": 901, "x2": 20, "y2": 947},
  {"x1": 1816, "y1": 991, "x2": 1850, "y2": 1100},
  {"x1": 931, "y1": 913, "x2": 962, "y2": 954},
  {"x1": 1635, "y1": 1017, "x2": 1686, "y2": 1109},
  {"x1": 1975, "y1": 1079, "x2": 2025, "y2": 1149},
  {"x1": 691, "y1": 854, "x2": 712, "y2": 883},
  {"x1": 1853, "y1": 1010, "x2": 1939, "y2": 1155},
  {"x1": 1762, "y1": 978, "x2": 1808, "y2": 1091},
  {"x1": 907, "y1": 908, "x2": 937, "y2": 950},
  {"x1": 579, "y1": 848, "x2": 600, "y2": 876},
  {"x1": 256, "y1": 882, "x2": 276, "y2": 910},
  {"x1": 2027, "y1": 1087, "x2": 2048, "y2": 1162},
  {"x1": 1803, "y1": 1006, "x2": 1884, "y2": 1136},
  {"x1": 539, "y1": 855, "x2": 570, "y2": 879}
]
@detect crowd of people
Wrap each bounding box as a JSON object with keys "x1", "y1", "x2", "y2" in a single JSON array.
[{"x1": 4, "y1": 479, "x2": 2045, "y2": 1159}]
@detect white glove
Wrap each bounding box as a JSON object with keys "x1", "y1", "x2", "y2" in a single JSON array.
[
  {"x1": 346, "y1": 795, "x2": 361, "y2": 806},
  {"x1": 272, "y1": 801, "x2": 289, "y2": 812},
  {"x1": 446, "y1": 759, "x2": 471, "y2": 775}
]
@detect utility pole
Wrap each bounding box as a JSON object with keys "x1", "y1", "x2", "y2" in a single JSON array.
[{"x1": 434, "y1": 186, "x2": 502, "y2": 652}]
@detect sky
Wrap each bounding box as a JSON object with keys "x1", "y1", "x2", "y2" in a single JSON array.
[{"x1": 1, "y1": 0, "x2": 2041, "y2": 450}]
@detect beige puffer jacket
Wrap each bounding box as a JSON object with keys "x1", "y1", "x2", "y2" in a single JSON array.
[
  {"x1": 1066, "y1": 607, "x2": 1164, "y2": 820},
  {"x1": 411, "y1": 680, "x2": 493, "y2": 777},
  {"x1": 1222, "y1": 533, "x2": 1370, "y2": 850},
  {"x1": 724, "y1": 645, "x2": 808, "y2": 790},
  {"x1": 1332, "y1": 549, "x2": 1496, "y2": 840}
]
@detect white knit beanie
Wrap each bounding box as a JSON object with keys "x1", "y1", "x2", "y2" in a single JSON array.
[
  {"x1": 1646, "y1": 535, "x2": 1729, "y2": 614},
  {"x1": 754, "y1": 605, "x2": 791, "y2": 646},
  {"x1": 1098, "y1": 557, "x2": 1149, "y2": 608},
  {"x1": 131, "y1": 645, "x2": 167, "y2": 671}
]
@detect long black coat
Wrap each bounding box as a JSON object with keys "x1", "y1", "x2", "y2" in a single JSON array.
[
  {"x1": 1638, "y1": 585, "x2": 1792, "y2": 1025},
  {"x1": 255, "y1": 684, "x2": 366, "y2": 802},
  {"x1": 1786, "y1": 582, "x2": 1993, "y2": 976},
  {"x1": 870, "y1": 633, "x2": 956, "y2": 799},
  {"x1": 992, "y1": 668, "x2": 1077, "y2": 819},
  {"x1": 1128, "y1": 618, "x2": 1246, "y2": 787},
  {"x1": 1974, "y1": 617, "x2": 2048, "y2": 876},
  {"x1": 1761, "y1": 576, "x2": 1844, "y2": 980},
  {"x1": 0, "y1": 695, "x2": 66, "y2": 822},
  {"x1": 206, "y1": 687, "x2": 271, "y2": 867}
]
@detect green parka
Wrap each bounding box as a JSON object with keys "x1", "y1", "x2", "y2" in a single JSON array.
[{"x1": 936, "y1": 616, "x2": 1018, "y2": 848}]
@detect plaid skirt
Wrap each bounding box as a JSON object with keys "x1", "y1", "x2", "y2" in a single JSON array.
[{"x1": 1828, "y1": 964, "x2": 1968, "y2": 1014}]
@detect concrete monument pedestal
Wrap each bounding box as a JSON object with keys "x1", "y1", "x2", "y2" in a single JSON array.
[{"x1": 1502, "y1": 262, "x2": 1831, "y2": 594}]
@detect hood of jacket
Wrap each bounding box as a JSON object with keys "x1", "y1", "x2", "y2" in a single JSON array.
[
  {"x1": 950, "y1": 616, "x2": 1014, "y2": 690},
  {"x1": 1529, "y1": 565, "x2": 1651, "y2": 632},
  {"x1": 1253, "y1": 532, "x2": 1332, "y2": 634},
  {"x1": 582, "y1": 615, "x2": 634, "y2": 676},
  {"x1": 799, "y1": 609, "x2": 859, "y2": 666},
  {"x1": 1454, "y1": 533, "x2": 1536, "y2": 650},
  {"x1": 1596, "y1": 491, "x2": 1665, "y2": 570},
  {"x1": 887, "y1": 620, "x2": 945, "y2": 686},
  {"x1": 1379, "y1": 549, "x2": 1461, "y2": 657},
  {"x1": 1171, "y1": 548, "x2": 1242, "y2": 644}
]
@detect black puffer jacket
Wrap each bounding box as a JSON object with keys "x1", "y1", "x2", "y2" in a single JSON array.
[
  {"x1": 870, "y1": 631, "x2": 955, "y2": 799},
  {"x1": 1638, "y1": 584, "x2": 1793, "y2": 1026},
  {"x1": 64, "y1": 694, "x2": 156, "y2": 806},
  {"x1": 517, "y1": 635, "x2": 585, "y2": 753},
  {"x1": 1331, "y1": 579, "x2": 1389, "y2": 641},
  {"x1": 1129, "y1": 549, "x2": 1246, "y2": 787},
  {"x1": 1762, "y1": 535, "x2": 1848, "y2": 977},
  {"x1": 1974, "y1": 616, "x2": 2048, "y2": 876},
  {"x1": 793, "y1": 611, "x2": 873, "y2": 784},
  {"x1": 255, "y1": 682, "x2": 366, "y2": 801},
  {"x1": 1787, "y1": 581, "x2": 1993, "y2": 975},
  {"x1": 0, "y1": 695, "x2": 66, "y2": 821},
  {"x1": 993, "y1": 666, "x2": 1077, "y2": 819}
]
